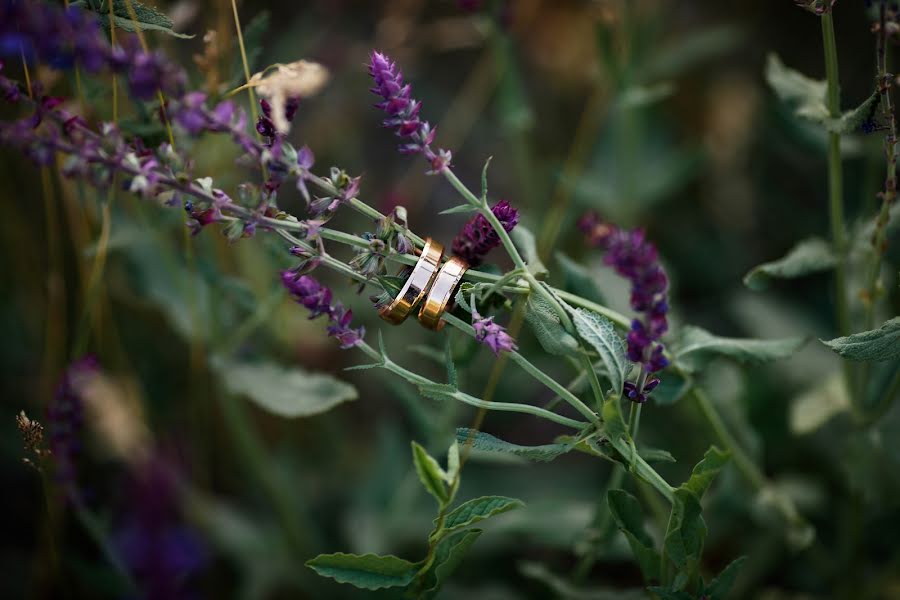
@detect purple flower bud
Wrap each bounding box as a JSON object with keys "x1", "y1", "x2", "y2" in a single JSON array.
[
  {"x1": 472, "y1": 308, "x2": 517, "y2": 356},
  {"x1": 368, "y1": 51, "x2": 451, "y2": 174},
  {"x1": 281, "y1": 271, "x2": 365, "y2": 348},
  {"x1": 451, "y1": 200, "x2": 519, "y2": 266}
]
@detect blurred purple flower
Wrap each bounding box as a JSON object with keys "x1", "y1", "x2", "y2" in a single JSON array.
[
  {"x1": 46, "y1": 355, "x2": 99, "y2": 498},
  {"x1": 579, "y1": 212, "x2": 670, "y2": 403},
  {"x1": 281, "y1": 271, "x2": 365, "y2": 348},
  {"x1": 472, "y1": 308, "x2": 517, "y2": 356},
  {"x1": 368, "y1": 50, "x2": 452, "y2": 174},
  {"x1": 113, "y1": 455, "x2": 206, "y2": 600},
  {"x1": 451, "y1": 200, "x2": 519, "y2": 266}
]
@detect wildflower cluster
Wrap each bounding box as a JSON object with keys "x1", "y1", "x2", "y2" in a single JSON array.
[
  {"x1": 451, "y1": 200, "x2": 519, "y2": 266},
  {"x1": 281, "y1": 272, "x2": 365, "y2": 348},
  {"x1": 579, "y1": 212, "x2": 669, "y2": 403},
  {"x1": 368, "y1": 51, "x2": 452, "y2": 174}
]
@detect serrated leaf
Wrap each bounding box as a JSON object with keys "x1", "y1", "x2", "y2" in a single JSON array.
[
  {"x1": 574, "y1": 308, "x2": 629, "y2": 396},
  {"x1": 305, "y1": 552, "x2": 419, "y2": 590},
  {"x1": 417, "y1": 382, "x2": 458, "y2": 403},
  {"x1": 821, "y1": 317, "x2": 900, "y2": 362},
  {"x1": 455, "y1": 428, "x2": 575, "y2": 462},
  {"x1": 420, "y1": 529, "x2": 482, "y2": 599},
  {"x1": 608, "y1": 490, "x2": 661, "y2": 581},
  {"x1": 765, "y1": 53, "x2": 828, "y2": 122},
  {"x1": 556, "y1": 252, "x2": 606, "y2": 305},
  {"x1": 675, "y1": 326, "x2": 806, "y2": 373},
  {"x1": 663, "y1": 488, "x2": 706, "y2": 575},
  {"x1": 681, "y1": 446, "x2": 729, "y2": 499},
  {"x1": 743, "y1": 237, "x2": 836, "y2": 291},
  {"x1": 525, "y1": 295, "x2": 580, "y2": 357},
  {"x1": 511, "y1": 225, "x2": 548, "y2": 276},
  {"x1": 216, "y1": 360, "x2": 357, "y2": 418},
  {"x1": 705, "y1": 555, "x2": 747, "y2": 599},
  {"x1": 411, "y1": 442, "x2": 449, "y2": 505},
  {"x1": 439, "y1": 204, "x2": 478, "y2": 215},
  {"x1": 72, "y1": 0, "x2": 193, "y2": 38},
  {"x1": 441, "y1": 496, "x2": 524, "y2": 533}
]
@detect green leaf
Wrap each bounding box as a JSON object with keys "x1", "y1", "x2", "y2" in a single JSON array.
[
  {"x1": 411, "y1": 442, "x2": 449, "y2": 505},
  {"x1": 765, "y1": 53, "x2": 879, "y2": 134},
  {"x1": 829, "y1": 91, "x2": 880, "y2": 134},
  {"x1": 651, "y1": 371, "x2": 692, "y2": 406},
  {"x1": 663, "y1": 488, "x2": 706, "y2": 575},
  {"x1": 574, "y1": 308, "x2": 629, "y2": 397},
  {"x1": 439, "y1": 204, "x2": 478, "y2": 215},
  {"x1": 525, "y1": 295, "x2": 580, "y2": 357},
  {"x1": 455, "y1": 428, "x2": 575, "y2": 462},
  {"x1": 441, "y1": 496, "x2": 525, "y2": 533},
  {"x1": 511, "y1": 225, "x2": 548, "y2": 276},
  {"x1": 743, "y1": 237, "x2": 836, "y2": 291},
  {"x1": 821, "y1": 317, "x2": 900, "y2": 362},
  {"x1": 420, "y1": 529, "x2": 483, "y2": 599},
  {"x1": 674, "y1": 326, "x2": 806, "y2": 373},
  {"x1": 555, "y1": 252, "x2": 606, "y2": 305},
  {"x1": 765, "y1": 53, "x2": 828, "y2": 122},
  {"x1": 607, "y1": 490, "x2": 661, "y2": 582},
  {"x1": 640, "y1": 448, "x2": 677, "y2": 464},
  {"x1": 446, "y1": 441, "x2": 460, "y2": 482},
  {"x1": 306, "y1": 552, "x2": 419, "y2": 590},
  {"x1": 72, "y1": 0, "x2": 193, "y2": 38},
  {"x1": 704, "y1": 555, "x2": 747, "y2": 599},
  {"x1": 215, "y1": 359, "x2": 357, "y2": 418},
  {"x1": 681, "y1": 446, "x2": 730, "y2": 499}
]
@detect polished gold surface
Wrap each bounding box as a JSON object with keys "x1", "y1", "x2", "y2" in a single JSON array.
[
  {"x1": 418, "y1": 256, "x2": 469, "y2": 331},
  {"x1": 378, "y1": 237, "x2": 444, "y2": 324}
]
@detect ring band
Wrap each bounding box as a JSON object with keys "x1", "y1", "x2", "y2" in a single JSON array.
[
  {"x1": 418, "y1": 256, "x2": 469, "y2": 331},
  {"x1": 379, "y1": 238, "x2": 444, "y2": 324}
]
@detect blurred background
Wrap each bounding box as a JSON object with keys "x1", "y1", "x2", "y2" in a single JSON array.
[{"x1": 1, "y1": 0, "x2": 899, "y2": 598}]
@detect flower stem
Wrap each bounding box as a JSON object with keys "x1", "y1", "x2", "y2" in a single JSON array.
[{"x1": 821, "y1": 12, "x2": 851, "y2": 340}]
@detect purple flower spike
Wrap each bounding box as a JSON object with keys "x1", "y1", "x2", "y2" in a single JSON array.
[
  {"x1": 281, "y1": 271, "x2": 365, "y2": 348},
  {"x1": 46, "y1": 355, "x2": 100, "y2": 499},
  {"x1": 368, "y1": 51, "x2": 451, "y2": 174},
  {"x1": 452, "y1": 200, "x2": 519, "y2": 266},
  {"x1": 580, "y1": 211, "x2": 670, "y2": 403},
  {"x1": 472, "y1": 308, "x2": 517, "y2": 356}
]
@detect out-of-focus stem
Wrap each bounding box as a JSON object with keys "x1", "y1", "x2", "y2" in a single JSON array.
[{"x1": 821, "y1": 13, "x2": 851, "y2": 339}]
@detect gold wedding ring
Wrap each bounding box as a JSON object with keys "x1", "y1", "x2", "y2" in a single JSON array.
[
  {"x1": 379, "y1": 237, "x2": 444, "y2": 324},
  {"x1": 419, "y1": 256, "x2": 469, "y2": 331}
]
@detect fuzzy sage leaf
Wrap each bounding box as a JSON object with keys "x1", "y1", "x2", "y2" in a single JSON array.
[
  {"x1": 821, "y1": 317, "x2": 900, "y2": 362},
  {"x1": 573, "y1": 308, "x2": 629, "y2": 396},
  {"x1": 608, "y1": 489, "x2": 661, "y2": 581},
  {"x1": 72, "y1": 0, "x2": 193, "y2": 38},
  {"x1": 215, "y1": 359, "x2": 357, "y2": 418},
  {"x1": 674, "y1": 326, "x2": 806, "y2": 373},
  {"x1": 440, "y1": 496, "x2": 524, "y2": 533},
  {"x1": 412, "y1": 441, "x2": 449, "y2": 505},
  {"x1": 305, "y1": 553, "x2": 420, "y2": 590},
  {"x1": 743, "y1": 237, "x2": 836, "y2": 291},
  {"x1": 455, "y1": 428, "x2": 575, "y2": 462}
]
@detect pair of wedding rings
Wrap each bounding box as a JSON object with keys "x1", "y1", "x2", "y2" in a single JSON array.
[{"x1": 379, "y1": 238, "x2": 468, "y2": 331}]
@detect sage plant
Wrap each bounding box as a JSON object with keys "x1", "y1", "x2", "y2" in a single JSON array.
[{"x1": 3, "y1": 1, "x2": 898, "y2": 598}]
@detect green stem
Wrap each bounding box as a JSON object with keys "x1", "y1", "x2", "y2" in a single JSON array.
[
  {"x1": 821, "y1": 13, "x2": 851, "y2": 339},
  {"x1": 628, "y1": 402, "x2": 643, "y2": 439},
  {"x1": 357, "y1": 340, "x2": 588, "y2": 429},
  {"x1": 821, "y1": 11, "x2": 857, "y2": 412}
]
